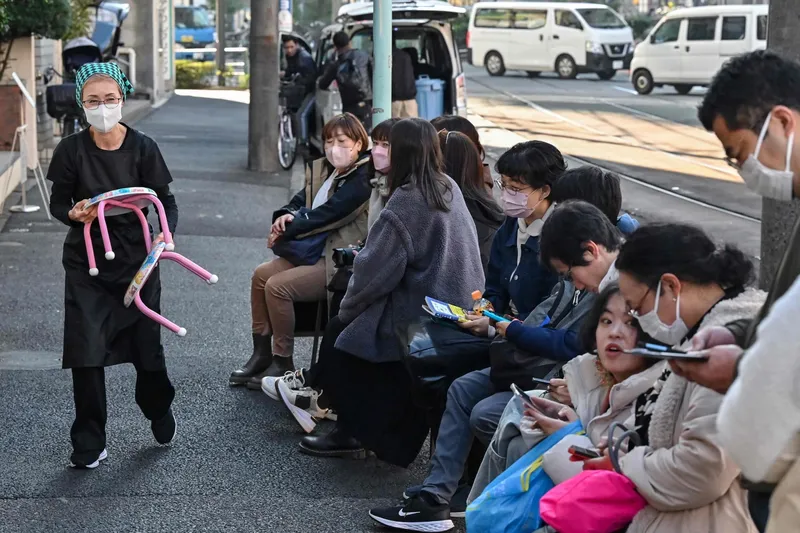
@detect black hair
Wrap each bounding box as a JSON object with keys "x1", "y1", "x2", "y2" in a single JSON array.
[
  {"x1": 439, "y1": 130, "x2": 504, "y2": 221},
  {"x1": 540, "y1": 200, "x2": 622, "y2": 268},
  {"x1": 616, "y1": 223, "x2": 754, "y2": 290},
  {"x1": 699, "y1": 50, "x2": 800, "y2": 133},
  {"x1": 552, "y1": 166, "x2": 621, "y2": 224},
  {"x1": 430, "y1": 115, "x2": 485, "y2": 159},
  {"x1": 371, "y1": 118, "x2": 399, "y2": 142},
  {"x1": 495, "y1": 141, "x2": 567, "y2": 190},
  {"x1": 333, "y1": 31, "x2": 350, "y2": 49},
  {"x1": 282, "y1": 35, "x2": 299, "y2": 45},
  {"x1": 388, "y1": 118, "x2": 451, "y2": 212}
]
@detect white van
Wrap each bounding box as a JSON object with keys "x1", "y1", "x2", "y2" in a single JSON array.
[
  {"x1": 467, "y1": 1, "x2": 635, "y2": 80},
  {"x1": 630, "y1": 5, "x2": 768, "y2": 95}
]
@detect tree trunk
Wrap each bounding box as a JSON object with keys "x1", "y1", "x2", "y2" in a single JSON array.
[
  {"x1": 760, "y1": 0, "x2": 800, "y2": 289},
  {"x1": 247, "y1": 0, "x2": 279, "y2": 172}
]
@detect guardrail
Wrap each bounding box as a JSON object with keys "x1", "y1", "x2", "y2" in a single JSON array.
[{"x1": 175, "y1": 46, "x2": 250, "y2": 77}]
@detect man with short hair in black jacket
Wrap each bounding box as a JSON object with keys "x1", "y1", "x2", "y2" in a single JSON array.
[{"x1": 319, "y1": 31, "x2": 373, "y2": 129}]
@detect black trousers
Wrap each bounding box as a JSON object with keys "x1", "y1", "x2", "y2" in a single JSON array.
[{"x1": 70, "y1": 365, "x2": 175, "y2": 464}]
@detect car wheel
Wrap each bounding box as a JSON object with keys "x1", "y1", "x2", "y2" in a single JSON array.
[
  {"x1": 674, "y1": 84, "x2": 693, "y2": 95},
  {"x1": 526, "y1": 71, "x2": 541, "y2": 78},
  {"x1": 485, "y1": 52, "x2": 505, "y2": 77},
  {"x1": 555, "y1": 55, "x2": 577, "y2": 79},
  {"x1": 597, "y1": 69, "x2": 616, "y2": 81},
  {"x1": 633, "y1": 69, "x2": 654, "y2": 95}
]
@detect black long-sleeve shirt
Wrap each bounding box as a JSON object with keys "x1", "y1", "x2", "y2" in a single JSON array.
[{"x1": 47, "y1": 125, "x2": 178, "y2": 234}]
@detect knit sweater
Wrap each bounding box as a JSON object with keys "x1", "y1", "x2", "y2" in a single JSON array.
[{"x1": 336, "y1": 176, "x2": 485, "y2": 363}]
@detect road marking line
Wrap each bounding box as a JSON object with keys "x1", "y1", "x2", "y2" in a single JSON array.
[
  {"x1": 469, "y1": 77, "x2": 739, "y2": 181},
  {"x1": 614, "y1": 85, "x2": 639, "y2": 95}
]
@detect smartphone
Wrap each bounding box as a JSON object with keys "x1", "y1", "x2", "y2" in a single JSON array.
[
  {"x1": 623, "y1": 348, "x2": 709, "y2": 361},
  {"x1": 530, "y1": 377, "x2": 551, "y2": 386},
  {"x1": 510, "y1": 383, "x2": 535, "y2": 407},
  {"x1": 482, "y1": 309, "x2": 511, "y2": 323},
  {"x1": 568, "y1": 445, "x2": 602, "y2": 459}
]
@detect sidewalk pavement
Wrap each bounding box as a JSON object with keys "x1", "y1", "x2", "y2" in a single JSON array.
[{"x1": 0, "y1": 92, "x2": 433, "y2": 533}]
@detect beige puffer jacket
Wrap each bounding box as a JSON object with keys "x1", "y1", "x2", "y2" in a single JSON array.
[{"x1": 620, "y1": 288, "x2": 766, "y2": 533}]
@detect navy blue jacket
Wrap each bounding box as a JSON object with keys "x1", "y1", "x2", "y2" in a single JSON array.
[{"x1": 483, "y1": 216, "x2": 558, "y2": 321}]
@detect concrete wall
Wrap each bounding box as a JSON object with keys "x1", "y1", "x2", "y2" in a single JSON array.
[
  {"x1": 122, "y1": 0, "x2": 175, "y2": 104},
  {"x1": 35, "y1": 38, "x2": 61, "y2": 161}
]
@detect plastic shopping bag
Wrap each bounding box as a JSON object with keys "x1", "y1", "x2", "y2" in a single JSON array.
[{"x1": 466, "y1": 420, "x2": 584, "y2": 533}]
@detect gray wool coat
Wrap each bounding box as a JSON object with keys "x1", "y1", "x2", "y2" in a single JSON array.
[{"x1": 335, "y1": 176, "x2": 486, "y2": 363}]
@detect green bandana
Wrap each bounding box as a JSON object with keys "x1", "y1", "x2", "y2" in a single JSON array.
[{"x1": 75, "y1": 62, "x2": 135, "y2": 104}]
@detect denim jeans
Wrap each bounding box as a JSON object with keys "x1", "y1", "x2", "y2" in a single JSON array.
[{"x1": 421, "y1": 368, "x2": 513, "y2": 505}]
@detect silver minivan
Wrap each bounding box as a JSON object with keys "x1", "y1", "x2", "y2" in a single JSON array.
[{"x1": 310, "y1": 0, "x2": 468, "y2": 154}]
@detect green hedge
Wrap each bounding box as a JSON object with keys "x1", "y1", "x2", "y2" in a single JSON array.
[{"x1": 175, "y1": 60, "x2": 216, "y2": 89}]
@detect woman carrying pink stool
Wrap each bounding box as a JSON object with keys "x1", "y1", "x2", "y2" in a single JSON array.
[{"x1": 46, "y1": 62, "x2": 179, "y2": 470}]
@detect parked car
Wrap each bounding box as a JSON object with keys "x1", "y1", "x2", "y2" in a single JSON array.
[
  {"x1": 630, "y1": 4, "x2": 768, "y2": 95},
  {"x1": 467, "y1": 1, "x2": 635, "y2": 80},
  {"x1": 310, "y1": 0, "x2": 467, "y2": 154}
]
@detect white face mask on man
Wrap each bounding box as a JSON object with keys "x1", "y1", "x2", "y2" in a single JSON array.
[
  {"x1": 84, "y1": 104, "x2": 123, "y2": 133},
  {"x1": 738, "y1": 111, "x2": 795, "y2": 202}
]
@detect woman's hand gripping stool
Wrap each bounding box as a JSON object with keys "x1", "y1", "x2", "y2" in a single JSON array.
[{"x1": 81, "y1": 187, "x2": 174, "y2": 276}]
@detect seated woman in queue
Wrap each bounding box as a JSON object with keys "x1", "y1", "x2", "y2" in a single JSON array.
[
  {"x1": 228, "y1": 113, "x2": 372, "y2": 388},
  {"x1": 284, "y1": 118, "x2": 485, "y2": 463}
]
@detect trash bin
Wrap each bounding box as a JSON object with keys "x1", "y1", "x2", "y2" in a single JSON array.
[{"x1": 415, "y1": 76, "x2": 445, "y2": 120}]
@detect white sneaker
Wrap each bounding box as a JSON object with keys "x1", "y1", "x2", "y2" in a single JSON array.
[
  {"x1": 69, "y1": 448, "x2": 108, "y2": 469},
  {"x1": 277, "y1": 380, "x2": 332, "y2": 434},
  {"x1": 261, "y1": 368, "x2": 306, "y2": 401}
]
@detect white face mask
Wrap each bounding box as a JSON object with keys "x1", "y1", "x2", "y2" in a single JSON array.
[
  {"x1": 84, "y1": 103, "x2": 123, "y2": 133},
  {"x1": 636, "y1": 280, "x2": 689, "y2": 346},
  {"x1": 738, "y1": 111, "x2": 795, "y2": 202}
]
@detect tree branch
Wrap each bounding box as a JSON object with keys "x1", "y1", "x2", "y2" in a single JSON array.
[{"x1": 0, "y1": 39, "x2": 14, "y2": 84}]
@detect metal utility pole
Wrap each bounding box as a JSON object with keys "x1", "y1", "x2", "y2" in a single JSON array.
[
  {"x1": 216, "y1": 0, "x2": 226, "y2": 86},
  {"x1": 248, "y1": 0, "x2": 280, "y2": 172},
  {"x1": 760, "y1": 0, "x2": 800, "y2": 289},
  {"x1": 372, "y1": 0, "x2": 392, "y2": 125}
]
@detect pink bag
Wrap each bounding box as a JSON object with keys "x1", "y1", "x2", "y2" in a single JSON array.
[{"x1": 539, "y1": 470, "x2": 646, "y2": 533}]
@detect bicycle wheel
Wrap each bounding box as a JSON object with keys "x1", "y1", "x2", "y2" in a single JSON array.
[{"x1": 278, "y1": 111, "x2": 297, "y2": 170}]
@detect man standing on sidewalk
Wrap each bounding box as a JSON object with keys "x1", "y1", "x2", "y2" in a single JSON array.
[
  {"x1": 318, "y1": 32, "x2": 373, "y2": 130},
  {"x1": 391, "y1": 44, "x2": 418, "y2": 118}
]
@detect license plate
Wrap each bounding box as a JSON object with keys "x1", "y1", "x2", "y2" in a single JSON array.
[
  {"x1": 181, "y1": 35, "x2": 194, "y2": 43},
  {"x1": 613, "y1": 60, "x2": 623, "y2": 69},
  {"x1": 193, "y1": 52, "x2": 205, "y2": 60}
]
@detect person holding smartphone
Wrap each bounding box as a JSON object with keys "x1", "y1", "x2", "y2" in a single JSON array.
[
  {"x1": 469, "y1": 283, "x2": 665, "y2": 501},
  {"x1": 579, "y1": 223, "x2": 765, "y2": 533}
]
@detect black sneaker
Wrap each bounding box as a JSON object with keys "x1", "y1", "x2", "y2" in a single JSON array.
[
  {"x1": 369, "y1": 493, "x2": 454, "y2": 532},
  {"x1": 449, "y1": 484, "x2": 470, "y2": 519},
  {"x1": 403, "y1": 484, "x2": 469, "y2": 519},
  {"x1": 151, "y1": 408, "x2": 177, "y2": 445}
]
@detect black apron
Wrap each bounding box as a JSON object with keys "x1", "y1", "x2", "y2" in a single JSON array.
[{"x1": 53, "y1": 126, "x2": 171, "y2": 370}]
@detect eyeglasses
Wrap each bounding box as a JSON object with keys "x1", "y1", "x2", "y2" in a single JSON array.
[
  {"x1": 724, "y1": 156, "x2": 741, "y2": 170},
  {"x1": 627, "y1": 288, "x2": 652, "y2": 318},
  {"x1": 81, "y1": 97, "x2": 122, "y2": 110},
  {"x1": 493, "y1": 178, "x2": 531, "y2": 194}
]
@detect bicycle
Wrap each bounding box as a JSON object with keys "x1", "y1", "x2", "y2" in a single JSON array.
[{"x1": 278, "y1": 77, "x2": 303, "y2": 170}]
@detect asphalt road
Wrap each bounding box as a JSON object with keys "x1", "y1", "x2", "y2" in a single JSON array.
[
  {"x1": 464, "y1": 64, "x2": 762, "y2": 263},
  {"x1": 0, "y1": 93, "x2": 433, "y2": 533}
]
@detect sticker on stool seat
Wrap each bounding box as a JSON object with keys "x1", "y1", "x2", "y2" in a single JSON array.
[
  {"x1": 85, "y1": 187, "x2": 157, "y2": 216},
  {"x1": 124, "y1": 240, "x2": 166, "y2": 307}
]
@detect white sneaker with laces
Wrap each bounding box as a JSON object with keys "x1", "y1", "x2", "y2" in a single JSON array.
[
  {"x1": 261, "y1": 368, "x2": 306, "y2": 401},
  {"x1": 277, "y1": 380, "x2": 332, "y2": 434}
]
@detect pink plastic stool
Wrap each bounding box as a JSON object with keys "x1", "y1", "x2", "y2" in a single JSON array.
[
  {"x1": 82, "y1": 187, "x2": 175, "y2": 276},
  {"x1": 123, "y1": 240, "x2": 219, "y2": 336}
]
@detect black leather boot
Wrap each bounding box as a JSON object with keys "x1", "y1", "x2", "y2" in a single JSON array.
[
  {"x1": 245, "y1": 354, "x2": 294, "y2": 389},
  {"x1": 299, "y1": 424, "x2": 366, "y2": 459},
  {"x1": 229, "y1": 334, "x2": 272, "y2": 386}
]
